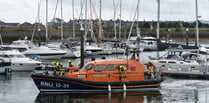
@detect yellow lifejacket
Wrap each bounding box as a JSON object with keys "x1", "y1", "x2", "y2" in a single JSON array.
[
  {"x1": 55, "y1": 62, "x2": 62, "y2": 69},
  {"x1": 147, "y1": 67, "x2": 153, "y2": 74},
  {"x1": 119, "y1": 66, "x2": 127, "y2": 72}
]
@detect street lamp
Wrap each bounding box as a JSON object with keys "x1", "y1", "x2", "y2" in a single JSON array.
[{"x1": 186, "y1": 28, "x2": 189, "y2": 46}]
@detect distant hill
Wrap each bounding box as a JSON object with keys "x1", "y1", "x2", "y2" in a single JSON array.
[
  {"x1": 186, "y1": 20, "x2": 209, "y2": 24},
  {"x1": 200, "y1": 20, "x2": 209, "y2": 24}
]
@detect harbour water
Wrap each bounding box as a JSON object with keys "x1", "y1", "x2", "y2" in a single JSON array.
[{"x1": 0, "y1": 52, "x2": 209, "y2": 103}]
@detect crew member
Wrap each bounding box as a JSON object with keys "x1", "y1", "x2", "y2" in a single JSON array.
[
  {"x1": 119, "y1": 65, "x2": 127, "y2": 82},
  {"x1": 52, "y1": 61, "x2": 63, "y2": 76},
  {"x1": 146, "y1": 61, "x2": 155, "y2": 79},
  {"x1": 68, "y1": 60, "x2": 75, "y2": 67},
  {"x1": 68, "y1": 60, "x2": 77, "y2": 72},
  {"x1": 130, "y1": 53, "x2": 136, "y2": 60}
]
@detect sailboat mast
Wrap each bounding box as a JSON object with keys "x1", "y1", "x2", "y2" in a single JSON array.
[
  {"x1": 61, "y1": 0, "x2": 63, "y2": 40},
  {"x1": 137, "y1": 0, "x2": 140, "y2": 37},
  {"x1": 113, "y1": 0, "x2": 117, "y2": 40},
  {"x1": 119, "y1": 0, "x2": 122, "y2": 40},
  {"x1": 195, "y1": 0, "x2": 199, "y2": 47},
  {"x1": 99, "y1": 0, "x2": 102, "y2": 39},
  {"x1": 157, "y1": 0, "x2": 160, "y2": 39},
  {"x1": 46, "y1": 0, "x2": 48, "y2": 42},
  {"x1": 72, "y1": 0, "x2": 75, "y2": 38},
  {"x1": 38, "y1": 2, "x2": 41, "y2": 45},
  {"x1": 85, "y1": 0, "x2": 88, "y2": 41},
  {"x1": 90, "y1": 0, "x2": 94, "y2": 40}
]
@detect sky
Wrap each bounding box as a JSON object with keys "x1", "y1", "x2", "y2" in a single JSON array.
[{"x1": 0, "y1": 0, "x2": 209, "y2": 24}]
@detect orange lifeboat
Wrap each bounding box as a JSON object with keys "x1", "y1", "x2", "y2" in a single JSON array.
[{"x1": 31, "y1": 59, "x2": 163, "y2": 92}]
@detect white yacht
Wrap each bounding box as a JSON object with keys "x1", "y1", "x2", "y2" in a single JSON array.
[
  {"x1": 0, "y1": 46, "x2": 41, "y2": 71},
  {"x1": 64, "y1": 46, "x2": 81, "y2": 58},
  {"x1": 8, "y1": 39, "x2": 35, "y2": 52},
  {"x1": 149, "y1": 49, "x2": 207, "y2": 73},
  {"x1": 23, "y1": 45, "x2": 67, "y2": 59},
  {"x1": 199, "y1": 44, "x2": 209, "y2": 54},
  {"x1": 140, "y1": 36, "x2": 158, "y2": 51},
  {"x1": 85, "y1": 45, "x2": 103, "y2": 56},
  {"x1": 47, "y1": 42, "x2": 81, "y2": 58},
  {"x1": 128, "y1": 36, "x2": 157, "y2": 51}
]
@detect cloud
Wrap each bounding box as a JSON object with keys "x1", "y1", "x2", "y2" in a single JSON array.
[{"x1": 0, "y1": 0, "x2": 209, "y2": 23}]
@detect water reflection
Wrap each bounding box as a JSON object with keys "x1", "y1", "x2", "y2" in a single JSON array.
[
  {"x1": 35, "y1": 92, "x2": 162, "y2": 103},
  {"x1": 0, "y1": 74, "x2": 12, "y2": 81}
]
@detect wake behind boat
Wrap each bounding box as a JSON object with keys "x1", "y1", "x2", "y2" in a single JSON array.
[{"x1": 31, "y1": 59, "x2": 163, "y2": 93}]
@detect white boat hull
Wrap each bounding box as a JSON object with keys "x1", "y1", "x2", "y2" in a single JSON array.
[
  {"x1": 23, "y1": 46, "x2": 67, "y2": 59},
  {"x1": 62, "y1": 50, "x2": 80, "y2": 58},
  {"x1": 11, "y1": 63, "x2": 41, "y2": 71}
]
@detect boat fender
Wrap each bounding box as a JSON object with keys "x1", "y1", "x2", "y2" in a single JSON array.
[
  {"x1": 108, "y1": 84, "x2": 111, "y2": 92},
  {"x1": 123, "y1": 83, "x2": 126, "y2": 91}
]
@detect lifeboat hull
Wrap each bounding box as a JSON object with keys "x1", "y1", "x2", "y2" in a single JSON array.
[{"x1": 31, "y1": 74, "x2": 163, "y2": 93}]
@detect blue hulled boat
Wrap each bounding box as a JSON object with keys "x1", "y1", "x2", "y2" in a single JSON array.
[{"x1": 31, "y1": 60, "x2": 163, "y2": 93}]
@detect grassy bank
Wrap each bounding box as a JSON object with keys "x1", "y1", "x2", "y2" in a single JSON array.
[{"x1": 0, "y1": 27, "x2": 209, "y2": 43}]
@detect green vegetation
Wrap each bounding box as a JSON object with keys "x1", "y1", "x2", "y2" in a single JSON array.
[{"x1": 0, "y1": 20, "x2": 209, "y2": 43}]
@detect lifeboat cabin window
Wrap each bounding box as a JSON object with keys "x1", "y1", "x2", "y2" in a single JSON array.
[
  {"x1": 107, "y1": 64, "x2": 117, "y2": 71},
  {"x1": 94, "y1": 65, "x2": 106, "y2": 72},
  {"x1": 85, "y1": 64, "x2": 94, "y2": 70}
]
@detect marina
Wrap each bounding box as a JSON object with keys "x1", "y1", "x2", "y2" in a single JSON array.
[
  {"x1": 1, "y1": 0, "x2": 209, "y2": 102},
  {"x1": 0, "y1": 53, "x2": 209, "y2": 102}
]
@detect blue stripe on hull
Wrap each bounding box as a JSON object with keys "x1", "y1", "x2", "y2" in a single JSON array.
[
  {"x1": 34, "y1": 79, "x2": 99, "y2": 90},
  {"x1": 32, "y1": 77, "x2": 161, "y2": 92}
]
